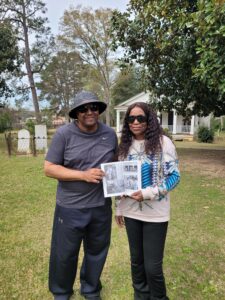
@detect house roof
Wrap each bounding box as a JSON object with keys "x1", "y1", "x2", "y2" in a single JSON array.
[{"x1": 114, "y1": 92, "x2": 151, "y2": 111}]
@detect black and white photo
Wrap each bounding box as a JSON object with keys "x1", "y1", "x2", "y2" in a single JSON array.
[{"x1": 101, "y1": 161, "x2": 141, "y2": 197}]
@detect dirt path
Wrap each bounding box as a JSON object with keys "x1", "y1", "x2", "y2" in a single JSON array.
[{"x1": 177, "y1": 148, "x2": 225, "y2": 178}]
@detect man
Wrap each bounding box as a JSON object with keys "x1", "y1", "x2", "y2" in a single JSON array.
[{"x1": 44, "y1": 91, "x2": 118, "y2": 300}]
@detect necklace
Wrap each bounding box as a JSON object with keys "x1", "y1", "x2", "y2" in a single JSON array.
[{"x1": 130, "y1": 140, "x2": 145, "y2": 160}]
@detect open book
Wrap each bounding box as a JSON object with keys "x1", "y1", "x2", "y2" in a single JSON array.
[{"x1": 101, "y1": 160, "x2": 141, "y2": 197}]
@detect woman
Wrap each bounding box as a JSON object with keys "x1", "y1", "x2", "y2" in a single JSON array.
[{"x1": 115, "y1": 102, "x2": 180, "y2": 300}]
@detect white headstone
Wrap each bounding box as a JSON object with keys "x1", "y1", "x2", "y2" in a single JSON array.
[
  {"x1": 35, "y1": 125, "x2": 47, "y2": 150},
  {"x1": 18, "y1": 129, "x2": 30, "y2": 152}
]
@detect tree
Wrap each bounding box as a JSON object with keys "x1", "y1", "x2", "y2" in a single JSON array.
[
  {"x1": 111, "y1": 67, "x2": 143, "y2": 106},
  {"x1": 111, "y1": 0, "x2": 225, "y2": 117},
  {"x1": 0, "y1": 110, "x2": 12, "y2": 132},
  {"x1": 192, "y1": 1, "x2": 225, "y2": 104},
  {"x1": 59, "y1": 6, "x2": 116, "y2": 125},
  {"x1": 37, "y1": 51, "x2": 85, "y2": 121},
  {"x1": 0, "y1": 21, "x2": 20, "y2": 101},
  {"x1": 110, "y1": 67, "x2": 143, "y2": 125},
  {"x1": 0, "y1": 0, "x2": 54, "y2": 123}
]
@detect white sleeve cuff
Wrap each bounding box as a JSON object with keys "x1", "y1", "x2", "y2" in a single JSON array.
[
  {"x1": 115, "y1": 208, "x2": 123, "y2": 216},
  {"x1": 141, "y1": 186, "x2": 159, "y2": 200},
  {"x1": 115, "y1": 198, "x2": 122, "y2": 216}
]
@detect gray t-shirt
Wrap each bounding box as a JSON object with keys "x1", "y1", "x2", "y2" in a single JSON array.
[{"x1": 46, "y1": 121, "x2": 118, "y2": 208}]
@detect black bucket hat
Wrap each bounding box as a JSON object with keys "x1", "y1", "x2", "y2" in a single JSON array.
[{"x1": 69, "y1": 90, "x2": 107, "y2": 119}]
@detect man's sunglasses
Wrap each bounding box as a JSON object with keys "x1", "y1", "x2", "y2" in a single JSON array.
[
  {"x1": 127, "y1": 115, "x2": 147, "y2": 124},
  {"x1": 77, "y1": 103, "x2": 99, "y2": 113}
]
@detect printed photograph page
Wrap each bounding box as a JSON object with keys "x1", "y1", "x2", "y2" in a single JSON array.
[{"x1": 101, "y1": 160, "x2": 141, "y2": 197}]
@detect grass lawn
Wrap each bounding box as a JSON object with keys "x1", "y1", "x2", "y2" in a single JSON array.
[
  {"x1": 174, "y1": 131, "x2": 225, "y2": 150},
  {"x1": 0, "y1": 147, "x2": 225, "y2": 299}
]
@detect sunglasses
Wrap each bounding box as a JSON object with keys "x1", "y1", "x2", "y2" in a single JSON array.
[
  {"x1": 77, "y1": 103, "x2": 99, "y2": 113},
  {"x1": 127, "y1": 115, "x2": 147, "y2": 124}
]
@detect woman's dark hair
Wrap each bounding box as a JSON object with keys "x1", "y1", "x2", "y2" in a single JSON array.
[{"x1": 118, "y1": 102, "x2": 163, "y2": 159}]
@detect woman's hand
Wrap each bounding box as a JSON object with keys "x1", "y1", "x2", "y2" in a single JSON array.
[
  {"x1": 130, "y1": 190, "x2": 144, "y2": 202},
  {"x1": 115, "y1": 215, "x2": 125, "y2": 227}
]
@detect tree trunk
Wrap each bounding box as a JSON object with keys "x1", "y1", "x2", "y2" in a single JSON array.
[
  {"x1": 102, "y1": 79, "x2": 111, "y2": 126},
  {"x1": 104, "y1": 91, "x2": 111, "y2": 126},
  {"x1": 22, "y1": 4, "x2": 41, "y2": 123}
]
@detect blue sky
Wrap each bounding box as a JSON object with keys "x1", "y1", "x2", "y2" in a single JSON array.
[{"x1": 45, "y1": 0, "x2": 129, "y2": 34}]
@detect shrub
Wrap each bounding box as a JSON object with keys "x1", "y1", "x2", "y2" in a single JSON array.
[
  {"x1": 25, "y1": 119, "x2": 35, "y2": 135},
  {"x1": 0, "y1": 112, "x2": 12, "y2": 133},
  {"x1": 197, "y1": 126, "x2": 214, "y2": 143},
  {"x1": 162, "y1": 127, "x2": 173, "y2": 140},
  {"x1": 211, "y1": 116, "x2": 225, "y2": 133},
  {"x1": 211, "y1": 118, "x2": 221, "y2": 131}
]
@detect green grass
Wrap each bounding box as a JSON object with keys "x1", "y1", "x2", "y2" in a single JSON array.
[
  {"x1": 0, "y1": 152, "x2": 225, "y2": 299},
  {"x1": 175, "y1": 140, "x2": 225, "y2": 150},
  {"x1": 174, "y1": 131, "x2": 225, "y2": 150}
]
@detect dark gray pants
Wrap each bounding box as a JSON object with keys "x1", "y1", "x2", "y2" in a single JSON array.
[
  {"x1": 49, "y1": 203, "x2": 112, "y2": 298},
  {"x1": 125, "y1": 217, "x2": 169, "y2": 300}
]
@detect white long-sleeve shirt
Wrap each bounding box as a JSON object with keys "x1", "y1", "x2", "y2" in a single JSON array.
[{"x1": 115, "y1": 135, "x2": 180, "y2": 222}]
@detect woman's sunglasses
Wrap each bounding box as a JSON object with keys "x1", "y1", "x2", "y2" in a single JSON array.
[
  {"x1": 77, "y1": 103, "x2": 99, "y2": 114},
  {"x1": 127, "y1": 115, "x2": 147, "y2": 124}
]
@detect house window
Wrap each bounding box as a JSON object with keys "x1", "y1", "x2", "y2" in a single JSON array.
[
  {"x1": 183, "y1": 116, "x2": 191, "y2": 125},
  {"x1": 168, "y1": 111, "x2": 173, "y2": 125}
]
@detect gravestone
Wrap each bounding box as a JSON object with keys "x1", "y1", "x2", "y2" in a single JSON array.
[
  {"x1": 35, "y1": 124, "x2": 47, "y2": 151},
  {"x1": 18, "y1": 129, "x2": 30, "y2": 153}
]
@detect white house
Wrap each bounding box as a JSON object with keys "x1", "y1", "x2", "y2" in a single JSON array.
[{"x1": 114, "y1": 92, "x2": 211, "y2": 137}]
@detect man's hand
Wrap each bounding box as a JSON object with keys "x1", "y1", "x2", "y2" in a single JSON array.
[
  {"x1": 130, "y1": 190, "x2": 144, "y2": 202},
  {"x1": 115, "y1": 215, "x2": 124, "y2": 227},
  {"x1": 83, "y1": 168, "x2": 105, "y2": 183}
]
